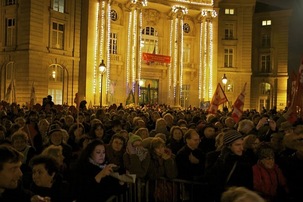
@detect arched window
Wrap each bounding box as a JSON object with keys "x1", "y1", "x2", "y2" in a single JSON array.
[
  {"x1": 141, "y1": 26, "x2": 158, "y2": 54},
  {"x1": 48, "y1": 64, "x2": 66, "y2": 104}
]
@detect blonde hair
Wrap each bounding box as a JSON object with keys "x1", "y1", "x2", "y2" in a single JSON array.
[
  {"x1": 221, "y1": 187, "x2": 265, "y2": 202},
  {"x1": 11, "y1": 131, "x2": 28, "y2": 142},
  {"x1": 42, "y1": 145, "x2": 63, "y2": 160}
]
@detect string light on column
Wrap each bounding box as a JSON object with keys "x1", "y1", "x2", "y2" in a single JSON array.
[
  {"x1": 126, "y1": 12, "x2": 132, "y2": 93},
  {"x1": 106, "y1": 3, "x2": 111, "y2": 95},
  {"x1": 168, "y1": 19, "x2": 173, "y2": 101},
  {"x1": 198, "y1": 21, "x2": 203, "y2": 100},
  {"x1": 93, "y1": 2, "x2": 100, "y2": 95}
]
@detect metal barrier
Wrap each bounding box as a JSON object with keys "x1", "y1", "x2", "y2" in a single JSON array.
[{"x1": 113, "y1": 178, "x2": 209, "y2": 202}]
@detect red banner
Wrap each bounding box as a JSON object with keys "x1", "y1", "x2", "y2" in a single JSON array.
[{"x1": 142, "y1": 53, "x2": 171, "y2": 64}]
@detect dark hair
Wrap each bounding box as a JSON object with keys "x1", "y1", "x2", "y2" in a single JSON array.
[
  {"x1": 30, "y1": 155, "x2": 59, "y2": 176},
  {"x1": 184, "y1": 129, "x2": 197, "y2": 142},
  {"x1": 109, "y1": 134, "x2": 126, "y2": 147},
  {"x1": 0, "y1": 145, "x2": 23, "y2": 171},
  {"x1": 88, "y1": 122, "x2": 104, "y2": 139},
  {"x1": 77, "y1": 139, "x2": 105, "y2": 170}
]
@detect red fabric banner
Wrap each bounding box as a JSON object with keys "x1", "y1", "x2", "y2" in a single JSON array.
[
  {"x1": 231, "y1": 83, "x2": 247, "y2": 123},
  {"x1": 142, "y1": 53, "x2": 171, "y2": 64}
]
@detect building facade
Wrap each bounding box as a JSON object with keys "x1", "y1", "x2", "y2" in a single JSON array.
[{"x1": 0, "y1": 0, "x2": 291, "y2": 111}]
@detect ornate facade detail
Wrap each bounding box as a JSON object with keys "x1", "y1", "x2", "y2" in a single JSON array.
[{"x1": 143, "y1": 9, "x2": 160, "y2": 26}]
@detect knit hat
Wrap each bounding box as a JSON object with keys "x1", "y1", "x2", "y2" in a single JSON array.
[
  {"x1": 223, "y1": 130, "x2": 243, "y2": 145},
  {"x1": 128, "y1": 134, "x2": 142, "y2": 144}
]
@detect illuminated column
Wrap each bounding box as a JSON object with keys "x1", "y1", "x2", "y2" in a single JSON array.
[
  {"x1": 200, "y1": 9, "x2": 217, "y2": 101},
  {"x1": 126, "y1": 0, "x2": 147, "y2": 106},
  {"x1": 170, "y1": 5, "x2": 188, "y2": 107}
]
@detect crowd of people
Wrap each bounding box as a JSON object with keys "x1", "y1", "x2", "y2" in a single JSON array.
[{"x1": 0, "y1": 99, "x2": 303, "y2": 202}]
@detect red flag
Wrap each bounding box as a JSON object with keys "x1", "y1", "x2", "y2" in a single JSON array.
[
  {"x1": 231, "y1": 83, "x2": 247, "y2": 123},
  {"x1": 208, "y1": 83, "x2": 228, "y2": 114},
  {"x1": 289, "y1": 58, "x2": 303, "y2": 120},
  {"x1": 30, "y1": 82, "x2": 36, "y2": 108}
]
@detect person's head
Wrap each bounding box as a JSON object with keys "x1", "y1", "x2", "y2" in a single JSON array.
[
  {"x1": 150, "y1": 137, "x2": 166, "y2": 156},
  {"x1": 243, "y1": 134, "x2": 260, "y2": 153},
  {"x1": 30, "y1": 155, "x2": 59, "y2": 188},
  {"x1": 65, "y1": 115, "x2": 74, "y2": 127},
  {"x1": 223, "y1": 130, "x2": 244, "y2": 156},
  {"x1": 28, "y1": 110, "x2": 39, "y2": 123},
  {"x1": 135, "y1": 127, "x2": 149, "y2": 140},
  {"x1": 184, "y1": 129, "x2": 200, "y2": 150},
  {"x1": 170, "y1": 126, "x2": 183, "y2": 141},
  {"x1": 155, "y1": 118, "x2": 167, "y2": 130},
  {"x1": 237, "y1": 119, "x2": 254, "y2": 135},
  {"x1": 221, "y1": 186, "x2": 265, "y2": 202},
  {"x1": 38, "y1": 119, "x2": 50, "y2": 134},
  {"x1": 68, "y1": 123, "x2": 85, "y2": 139},
  {"x1": 80, "y1": 139, "x2": 106, "y2": 165},
  {"x1": 201, "y1": 124, "x2": 216, "y2": 139},
  {"x1": 11, "y1": 131, "x2": 29, "y2": 152},
  {"x1": 224, "y1": 117, "x2": 235, "y2": 129},
  {"x1": 109, "y1": 134, "x2": 126, "y2": 152},
  {"x1": 14, "y1": 117, "x2": 26, "y2": 128},
  {"x1": 89, "y1": 122, "x2": 104, "y2": 139},
  {"x1": 48, "y1": 124, "x2": 63, "y2": 146},
  {"x1": 257, "y1": 144, "x2": 275, "y2": 169},
  {"x1": 42, "y1": 145, "x2": 64, "y2": 166},
  {"x1": 0, "y1": 145, "x2": 23, "y2": 192},
  {"x1": 163, "y1": 113, "x2": 174, "y2": 127},
  {"x1": 128, "y1": 134, "x2": 143, "y2": 148}
]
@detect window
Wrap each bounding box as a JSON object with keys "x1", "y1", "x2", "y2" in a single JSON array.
[
  {"x1": 52, "y1": 22, "x2": 64, "y2": 49},
  {"x1": 262, "y1": 20, "x2": 271, "y2": 26},
  {"x1": 224, "y1": 23, "x2": 234, "y2": 39},
  {"x1": 49, "y1": 65, "x2": 63, "y2": 82},
  {"x1": 6, "y1": 18, "x2": 16, "y2": 46},
  {"x1": 226, "y1": 83, "x2": 233, "y2": 92},
  {"x1": 260, "y1": 82, "x2": 271, "y2": 95},
  {"x1": 53, "y1": 0, "x2": 64, "y2": 13},
  {"x1": 6, "y1": 0, "x2": 16, "y2": 5},
  {"x1": 261, "y1": 34, "x2": 271, "y2": 48},
  {"x1": 141, "y1": 27, "x2": 158, "y2": 54},
  {"x1": 224, "y1": 48, "x2": 233, "y2": 67},
  {"x1": 261, "y1": 54, "x2": 271, "y2": 73},
  {"x1": 110, "y1": 33, "x2": 118, "y2": 54},
  {"x1": 225, "y1": 9, "x2": 235, "y2": 15}
]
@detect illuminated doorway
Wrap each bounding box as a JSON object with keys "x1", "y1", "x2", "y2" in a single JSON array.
[{"x1": 139, "y1": 79, "x2": 158, "y2": 105}]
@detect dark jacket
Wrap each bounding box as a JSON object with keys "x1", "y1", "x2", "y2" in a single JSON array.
[
  {"x1": 0, "y1": 184, "x2": 33, "y2": 202},
  {"x1": 176, "y1": 145, "x2": 205, "y2": 181},
  {"x1": 205, "y1": 147, "x2": 253, "y2": 201}
]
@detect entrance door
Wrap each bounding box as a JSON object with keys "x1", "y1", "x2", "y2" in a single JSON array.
[{"x1": 139, "y1": 79, "x2": 158, "y2": 105}]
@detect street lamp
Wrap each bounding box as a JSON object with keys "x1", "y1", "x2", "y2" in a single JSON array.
[
  {"x1": 99, "y1": 60, "x2": 106, "y2": 108},
  {"x1": 222, "y1": 74, "x2": 228, "y2": 108}
]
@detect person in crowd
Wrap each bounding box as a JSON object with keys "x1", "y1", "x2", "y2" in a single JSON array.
[
  {"x1": 62, "y1": 115, "x2": 75, "y2": 131},
  {"x1": 67, "y1": 123, "x2": 86, "y2": 158},
  {"x1": 76, "y1": 112, "x2": 90, "y2": 134},
  {"x1": 221, "y1": 187, "x2": 265, "y2": 202},
  {"x1": 123, "y1": 134, "x2": 150, "y2": 179},
  {"x1": 146, "y1": 137, "x2": 178, "y2": 201},
  {"x1": 237, "y1": 119, "x2": 256, "y2": 136},
  {"x1": 176, "y1": 128, "x2": 205, "y2": 181},
  {"x1": 105, "y1": 134, "x2": 126, "y2": 172},
  {"x1": 163, "y1": 113, "x2": 174, "y2": 131},
  {"x1": 256, "y1": 115, "x2": 277, "y2": 142},
  {"x1": 11, "y1": 131, "x2": 36, "y2": 188},
  {"x1": 167, "y1": 126, "x2": 185, "y2": 155},
  {"x1": 103, "y1": 119, "x2": 123, "y2": 144},
  {"x1": 269, "y1": 133, "x2": 284, "y2": 156},
  {"x1": 134, "y1": 127, "x2": 149, "y2": 140},
  {"x1": 252, "y1": 144, "x2": 288, "y2": 202},
  {"x1": 22, "y1": 110, "x2": 43, "y2": 154},
  {"x1": 0, "y1": 145, "x2": 50, "y2": 202},
  {"x1": 149, "y1": 118, "x2": 170, "y2": 139},
  {"x1": 14, "y1": 117, "x2": 26, "y2": 128},
  {"x1": 205, "y1": 130, "x2": 253, "y2": 202},
  {"x1": 224, "y1": 117, "x2": 236, "y2": 130},
  {"x1": 30, "y1": 155, "x2": 72, "y2": 202},
  {"x1": 38, "y1": 119, "x2": 50, "y2": 146},
  {"x1": 41, "y1": 145, "x2": 66, "y2": 174},
  {"x1": 243, "y1": 134, "x2": 261, "y2": 165},
  {"x1": 72, "y1": 139, "x2": 124, "y2": 202},
  {"x1": 205, "y1": 131, "x2": 225, "y2": 169},
  {"x1": 46, "y1": 124, "x2": 72, "y2": 170},
  {"x1": 198, "y1": 124, "x2": 217, "y2": 154},
  {"x1": 88, "y1": 121, "x2": 105, "y2": 141}
]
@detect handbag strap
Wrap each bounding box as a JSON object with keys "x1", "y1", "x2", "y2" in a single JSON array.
[{"x1": 226, "y1": 161, "x2": 238, "y2": 184}]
